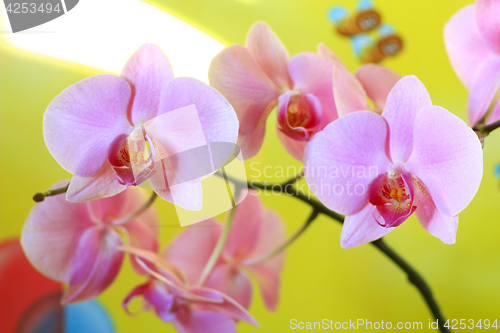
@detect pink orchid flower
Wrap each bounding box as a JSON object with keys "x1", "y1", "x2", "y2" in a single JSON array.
[
  {"x1": 209, "y1": 22, "x2": 340, "y2": 161},
  {"x1": 21, "y1": 181, "x2": 159, "y2": 303},
  {"x1": 164, "y1": 192, "x2": 286, "y2": 311},
  {"x1": 318, "y1": 44, "x2": 401, "y2": 116},
  {"x1": 44, "y1": 43, "x2": 238, "y2": 209},
  {"x1": 304, "y1": 76, "x2": 483, "y2": 248},
  {"x1": 444, "y1": 0, "x2": 500, "y2": 126},
  {"x1": 121, "y1": 247, "x2": 259, "y2": 333}
]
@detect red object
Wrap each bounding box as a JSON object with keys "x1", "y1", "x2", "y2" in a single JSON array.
[{"x1": 0, "y1": 239, "x2": 62, "y2": 332}]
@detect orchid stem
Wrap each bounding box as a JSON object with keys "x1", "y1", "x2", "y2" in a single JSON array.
[
  {"x1": 244, "y1": 209, "x2": 319, "y2": 266},
  {"x1": 115, "y1": 192, "x2": 158, "y2": 225},
  {"x1": 33, "y1": 183, "x2": 70, "y2": 202},
  {"x1": 197, "y1": 181, "x2": 243, "y2": 287},
  {"x1": 372, "y1": 239, "x2": 449, "y2": 333},
  {"x1": 215, "y1": 171, "x2": 449, "y2": 332}
]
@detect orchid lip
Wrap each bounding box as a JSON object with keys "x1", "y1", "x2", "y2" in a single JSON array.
[{"x1": 369, "y1": 169, "x2": 417, "y2": 228}]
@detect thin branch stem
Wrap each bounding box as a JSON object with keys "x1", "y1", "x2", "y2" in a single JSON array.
[
  {"x1": 33, "y1": 183, "x2": 70, "y2": 202},
  {"x1": 197, "y1": 186, "x2": 242, "y2": 286},
  {"x1": 474, "y1": 84, "x2": 500, "y2": 135},
  {"x1": 244, "y1": 209, "x2": 320, "y2": 266},
  {"x1": 372, "y1": 239, "x2": 449, "y2": 333},
  {"x1": 114, "y1": 192, "x2": 158, "y2": 225},
  {"x1": 216, "y1": 172, "x2": 449, "y2": 332}
]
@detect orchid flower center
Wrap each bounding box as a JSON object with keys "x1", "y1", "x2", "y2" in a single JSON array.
[
  {"x1": 277, "y1": 92, "x2": 323, "y2": 141},
  {"x1": 369, "y1": 167, "x2": 417, "y2": 228},
  {"x1": 108, "y1": 125, "x2": 166, "y2": 186}
]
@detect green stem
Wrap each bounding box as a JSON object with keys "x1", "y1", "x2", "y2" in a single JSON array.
[
  {"x1": 33, "y1": 183, "x2": 70, "y2": 202},
  {"x1": 197, "y1": 186, "x2": 242, "y2": 286},
  {"x1": 244, "y1": 209, "x2": 320, "y2": 266}
]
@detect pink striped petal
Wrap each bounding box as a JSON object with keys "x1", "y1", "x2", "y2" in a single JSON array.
[
  {"x1": 163, "y1": 220, "x2": 223, "y2": 285},
  {"x1": 355, "y1": 64, "x2": 401, "y2": 112},
  {"x1": 224, "y1": 193, "x2": 263, "y2": 259},
  {"x1": 289, "y1": 52, "x2": 338, "y2": 125},
  {"x1": 382, "y1": 76, "x2": 432, "y2": 163},
  {"x1": 205, "y1": 266, "x2": 253, "y2": 309},
  {"x1": 62, "y1": 227, "x2": 124, "y2": 303},
  {"x1": 246, "y1": 22, "x2": 292, "y2": 89},
  {"x1": 174, "y1": 308, "x2": 237, "y2": 333},
  {"x1": 444, "y1": 5, "x2": 496, "y2": 87},
  {"x1": 66, "y1": 164, "x2": 127, "y2": 202},
  {"x1": 121, "y1": 44, "x2": 174, "y2": 125},
  {"x1": 476, "y1": 0, "x2": 500, "y2": 55},
  {"x1": 332, "y1": 66, "x2": 368, "y2": 117},
  {"x1": 405, "y1": 106, "x2": 483, "y2": 216},
  {"x1": 190, "y1": 287, "x2": 258, "y2": 326},
  {"x1": 467, "y1": 57, "x2": 500, "y2": 126},
  {"x1": 44, "y1": 75, "x2": 132, "y2": 177},
  {"x1": 340, "y1": 204, "x2": 394, "y2": 248},
  {"x1": 21, "y1": 182, "x2": 93, "y2": 282},
  {"x1": 304, "y1": 111, "x2": 391, "y2": 215},
  {"x1": 209, "y1": 44, "x2": 280, "y2": 137},
  {"x1": 413, "y1": 176, "x2": 458, "y2": 245}
]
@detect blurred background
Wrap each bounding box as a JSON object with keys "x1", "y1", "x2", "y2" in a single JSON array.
[{"x1": 1, "y1": 0, "x2": 499, "y2": 332}]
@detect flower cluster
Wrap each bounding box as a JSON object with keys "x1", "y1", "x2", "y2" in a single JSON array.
[{"x1": 20, "y1": 0, "x2": 496, "y2": 330}]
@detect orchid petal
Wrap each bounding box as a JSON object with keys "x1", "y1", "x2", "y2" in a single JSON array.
[
  {"x1": 21, "y1": 182, "x2": 93, "y2": 282},
  {"x1": 275, "y1": 127, "x2": 308, "y2": 161},
  {"x1": 467, "y1": 57, "x2": 500, "y2": 126},
  {"x1": 317, "y1": 43, "x2": 347, "y2": 70},
  {"x1": 174, "y1": 308, "x2": 237, "y2": 333},
  {"x1": 444, "y1": 5, "x2": 496, "y2": 87},
  {"x1": 246, "y1": 208, "x2": 286, "y2": 311},
  {"x1": 225, "y1": 193, "x2": 263, "y2": 259},
  {"x1": 405, "y1": 106, "x2": 483, "y2": 216},
  {"x1": 159, "y1": 78, "x2": 238, "y2": 159},
  {"x1": 209, "y1": 45, "x2": 280, "y2": 138},
  {"x1": 289, "y1": 52, "x2": 338, "y2": 125},
  {"x1": 304, "y1": 111, "x2": 391, "y2": 215},
  {"x1": 382, "y1": 75, "x2": 432, "y2": 163},
  {"x1": 151, "y1": 180, "x2": 203, "y2": 211},
  {"x1": 332, "y1": 66, "x2": 368, "y2": 117},
  {"x1": 476, "y1": 0, "x2": 500, "y2": 55},
  {"x1": 246, "y1": 263, "x2": 281, "y2": 311},
  {"x1": 413, "y1": 176, "x2": 458, "y2": 245},
  {"x1": 44, "y1": 75, "x2": 132, "y2": 177},
  {"x1": 121, "y1": 44, "x2": 174, "y2": 125},
  {"x1": 190, "y1": 287, "x2": 259, "y2": 326},
  {"x1": 355, "y1": 64, "x2": 401, "y2": 112},
  {"x1": 246, "y1": 22, "x2": 292, "y2": 89},
  {"x1": 340, "y1": 204, "x2": 394, "y2": 248},
  {"x1": 66, "y1": 164, "x2": 127, "y2": 202},
  {"x1": 205, "y1": 266, "x2": 253, "y2": 310},
  {"x1": 163, "y1": 220, "x2": 222, "y2": 285},
  {"x1": 62, "y1": 227, "x2": 124, "y2": 303}
]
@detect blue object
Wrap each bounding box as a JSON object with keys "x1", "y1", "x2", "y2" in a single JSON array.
[
  {"x1": 351, "y1": 33, "x2": 375, "y2": 56},
  {"x1": 357, "y1": 0, "x2": 374, "y2": 11},
  {"x1": 494, "y1": 162, "x2": 500, "y2": 178},
  {"x1": 64, "y1": 300, "x2": 115, "y2": 333},
  {"x1": 378, "y1": 24, "x2": 396, "y2": 37},
  {"x1": 327, "y1": 6, "x2": 349, "y2": 24}
]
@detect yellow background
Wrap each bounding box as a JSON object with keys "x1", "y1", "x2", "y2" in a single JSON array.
[{"x1": 1, "y1": 0, "x2": 499, "y2": 332}]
